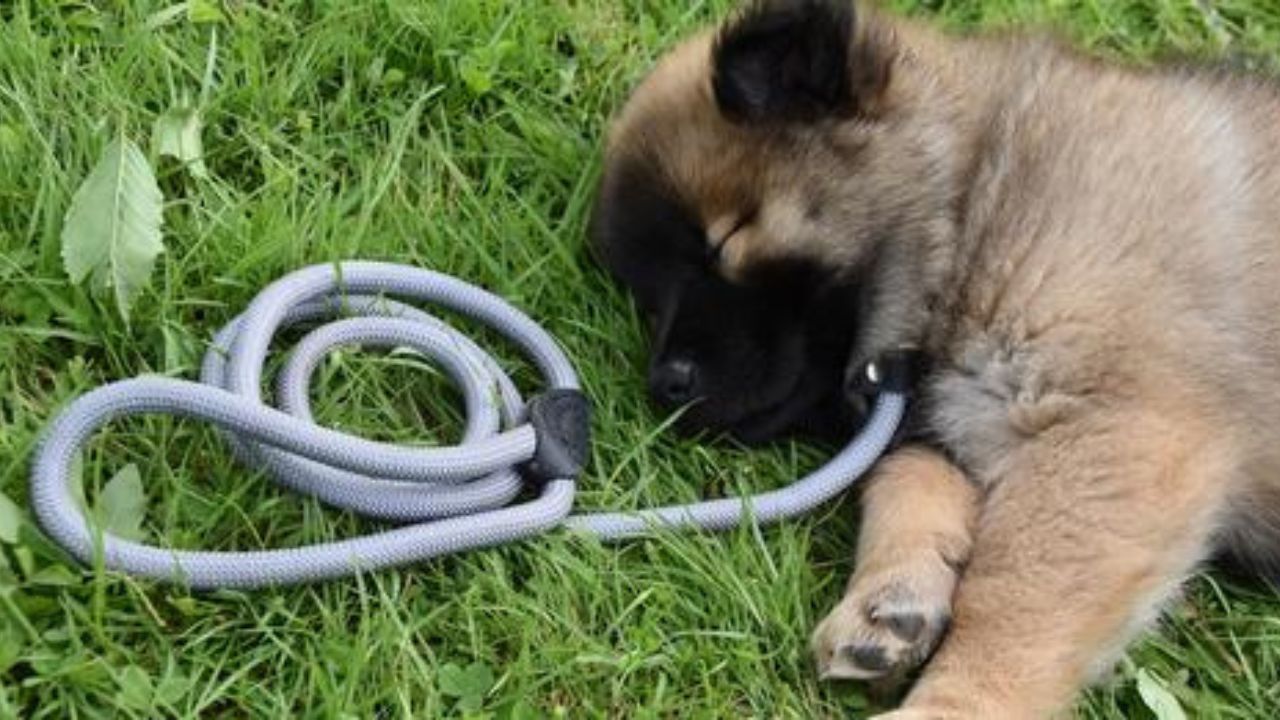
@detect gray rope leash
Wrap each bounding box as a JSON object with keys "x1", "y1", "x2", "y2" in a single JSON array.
[{"x1": 29, "y1": 261, "x2": 906, "y2": 590}]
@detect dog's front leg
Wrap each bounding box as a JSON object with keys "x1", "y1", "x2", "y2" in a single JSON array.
[
  {"x1": 813, "y1": 446, "x2": 979, "y2": 683},
  {"x1": 885, "y1": 405, "x2": 1231, "y2": 719}
]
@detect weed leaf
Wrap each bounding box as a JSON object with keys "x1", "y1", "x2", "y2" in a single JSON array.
[
  {"x1": 154, "y1": 670, "x2": 191, "y2": 706},
  {"x1": 116, "y1": 665, "x2": 154, "y2": 710},
  {"x1": 1136, "y1": 668, "x2": 1188, "y2": 720},
  {"x1": 153, "y1": 101, "x2": 209, "y2": 179},
  {"x1": 439, "y1": 661, "x2": 494, "y2": 711},
  {"x1": 0, "y1": 490, "x2": 23, "y2": 544},
  {"x1": 61, "y1": 133, "x2": 164, "y2": 321},
  {"x1": 188, "y1": 0, "x2": 226, "y2": 24},
  {"x1": 95, "y1": 464, "x2": 147, "y2": 541}
]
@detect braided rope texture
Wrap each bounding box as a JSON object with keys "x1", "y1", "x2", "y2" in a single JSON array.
[{"x1": 29, "y1": 262, "x2": 905, "y2": 589}]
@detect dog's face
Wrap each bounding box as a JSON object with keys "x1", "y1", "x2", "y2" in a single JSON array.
[
  {"x1": 590, "y1": 0, "x2": 953, "y2": 443},
  {"x1": 591, "y1": 153, "x2": 864, "y2": 443}
]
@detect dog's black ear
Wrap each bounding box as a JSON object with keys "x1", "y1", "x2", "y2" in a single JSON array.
[{"x1": 712, "y1": 0, "x2": 891, "y2": 123}]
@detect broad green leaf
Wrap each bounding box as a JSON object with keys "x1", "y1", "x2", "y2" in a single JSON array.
[
  {"x1": 438, "y1": 661, "x2": 494, "y2": 702},
  {"x1": 162, "y1": 322, "x2": 199, "y2": 372},
  {"x1": 499, "y1": 699, "x2": 541, "y2": 720},
  {"x1": 1136, "y1": 668, "x2": 1188, "y2": 720},
  {"x1": 457, "y1": 694, "x2": 484, "y2": 714},
  {"x1": 0, "y1": 559, "x2": 17, "y2": 590},
  {"x1": 168, "y1": 596, "x2": 201, "y2": 617},
  {"x1": 146, "y1": 4, "x2": 225, "y2": 33},
  {"x1": 61, "y1": 133, "x2": 165, "y2": 320},
  {"x1": 27, "y1": 565, "x2": 79, "y2": 587},
  {"x1": 0, "y1": 624, "x2": 24, "y2": 674},
  {"x1": 94, "y1": 464, "x2": 147, "y2": 541},
  {"x1": 458, "y1": 58, "x2": 493, "y2": 97},
  {"x1": 17, "y1": 522, "x2": 75, "y2": 569},
  {"x1": 188, "y1": 0, "x2": 226, "y2": 24},
  {"x1": 154, "y1": 670, "x2": 191, "y2": 706},
  {"x1": 116, "y1": 665, "x2": 154, "y2": 710},
  {"x1": 145, "y1": 3, "x2": 188, "y2": 29},
  {"x1": 382, "y1": 68, "x2": 406, "y2": 86},
  {"x1": 438, "y1": 663, "x2": 467, "y2": 697},
  {"x1": 0, "y1": 491, "x2": 23, "y2": 544},
  {"x1": 152, "y1": 101, "x2": 208, "y2": 179}
]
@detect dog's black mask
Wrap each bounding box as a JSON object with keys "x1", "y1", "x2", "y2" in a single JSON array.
[{"x1": 589, "y1": 159, "x2": 862, "y2": 446}]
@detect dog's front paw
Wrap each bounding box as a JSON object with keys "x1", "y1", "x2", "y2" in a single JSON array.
[{"x1": 811, "y1": 552, "x2": 957, "y2": 681}]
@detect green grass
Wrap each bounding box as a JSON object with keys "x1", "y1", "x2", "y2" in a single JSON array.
[{"x1": 2, "y1": 0, "x2": 1280, "y2": 717}]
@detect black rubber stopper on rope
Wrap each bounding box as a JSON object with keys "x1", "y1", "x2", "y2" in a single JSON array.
[
  {"x1": 877, "y1": 348, "x2": 927, "y2": 394},
  {"x1": 524, "y1": 389, "x2": 591, "y2": 481},
  {"x1": 845, "y1": 348, "x2": 927, "y2": 401}
]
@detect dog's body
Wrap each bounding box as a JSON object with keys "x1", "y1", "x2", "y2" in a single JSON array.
[{"x1": 590, "y1": 1, "x2": 1280, "y2": 717}]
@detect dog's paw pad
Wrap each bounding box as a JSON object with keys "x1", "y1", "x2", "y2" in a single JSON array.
[
  {"x1": 812, "y1": 558, "x2": 957, "y2": 681},
  {"x1": 879, "y1": 610, "x2": 925, "y2": 643},
  {"x1": 843, "y1": 643, "x2": 891, "y2": 673}
]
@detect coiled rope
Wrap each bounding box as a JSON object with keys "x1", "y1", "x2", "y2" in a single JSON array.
[{"x1": 30, "y1": 262, "x2": 906, "y2": 589}]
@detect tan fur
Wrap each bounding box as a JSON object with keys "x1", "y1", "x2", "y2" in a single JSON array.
[{"x1": 601, "y1": 1, "x2": 1280, "y2": 716}]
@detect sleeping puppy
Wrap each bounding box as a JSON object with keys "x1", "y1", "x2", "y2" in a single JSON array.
[{"x1": 589, "y1": 0, "x2": 1280, "y2": 717}]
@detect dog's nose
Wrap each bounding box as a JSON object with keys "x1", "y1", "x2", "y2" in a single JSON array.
[{"x1": 650, "y1": 358, "x2": 699, "y2": 406}]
